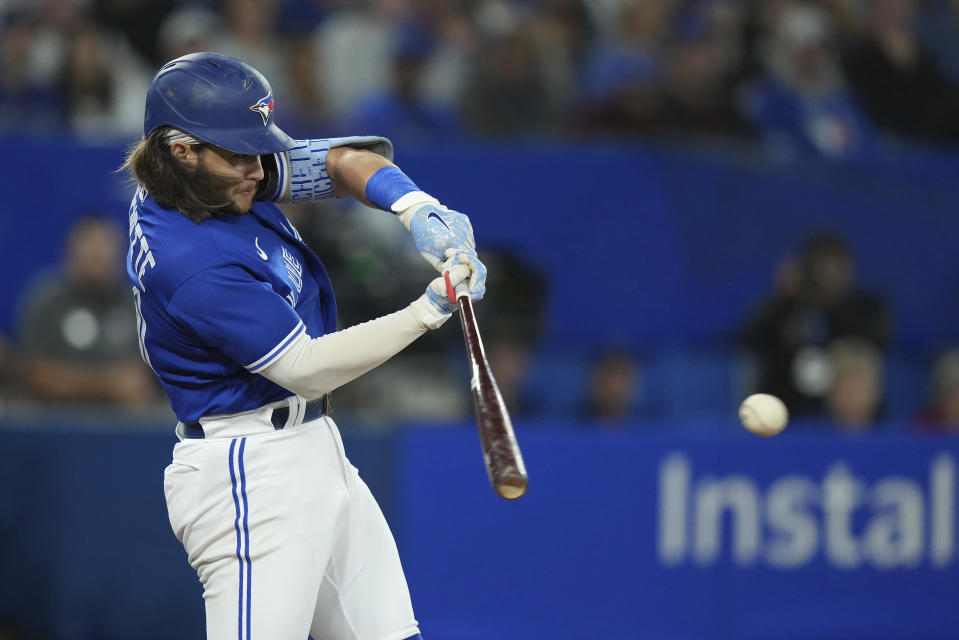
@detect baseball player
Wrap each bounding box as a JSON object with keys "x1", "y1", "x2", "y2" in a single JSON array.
[{"x1": 123, "y1": 52, "x2": 486, "y2": 640}]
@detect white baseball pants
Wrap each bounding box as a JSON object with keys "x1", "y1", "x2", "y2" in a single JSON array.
[{"x1": 163, "y1": 398, "x2": 420, "y2": 640}]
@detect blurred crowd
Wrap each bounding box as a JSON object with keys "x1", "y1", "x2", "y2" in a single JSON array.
[
  {"x1": 1, "y1": 0, "x2": 959, "y2": 435},
  {"x1": 4, "y1": 0, "x2": 959, "y2": 154},
  {"x1": 3, "y1": 210, "x2": 959, "y2": 437}
]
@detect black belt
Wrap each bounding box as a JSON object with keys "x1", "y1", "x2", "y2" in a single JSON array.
[{"x1": 182, "y1": 394, "x2": 331, "y2": 439}]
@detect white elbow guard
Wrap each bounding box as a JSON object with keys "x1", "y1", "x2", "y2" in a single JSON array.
[{"x1": 256, "y1": 136, "x2": 394, "y2": 203}]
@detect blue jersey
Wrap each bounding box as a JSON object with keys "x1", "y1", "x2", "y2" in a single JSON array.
[{"x1": 126, "y1": 188, "x2": 337, "y2": 423}]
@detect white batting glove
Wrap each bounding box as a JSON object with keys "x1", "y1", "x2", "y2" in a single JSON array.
[
  {"x1": 409, "y1": 262, "x2": 474, "y2": 330},
  {"x1": 445, "y1": 248, "x2": 486, "y2": 302}
]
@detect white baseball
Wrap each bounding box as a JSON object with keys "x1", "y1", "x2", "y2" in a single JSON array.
[{"x1": 739, "y1": 393, "x2": 789, "y2": 437}]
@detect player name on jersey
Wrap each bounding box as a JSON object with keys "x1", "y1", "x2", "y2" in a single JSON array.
[{"x1": 129, "y1": 188, "x2": 156, "y2": 292}]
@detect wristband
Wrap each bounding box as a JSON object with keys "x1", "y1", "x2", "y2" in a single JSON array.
[{"x1": 364, "y1": 166, "x2": 420, "y2": 212}]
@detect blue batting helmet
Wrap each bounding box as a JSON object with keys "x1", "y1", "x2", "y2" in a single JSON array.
[{"x1": 143, "y1": 52, "x2": 295, "y2": 155}]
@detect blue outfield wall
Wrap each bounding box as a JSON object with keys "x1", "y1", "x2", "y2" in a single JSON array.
[
  {"x1": 1, "y1": 137, "x2": 959, "y2": 351},
  {"x1": 0, "y1": 419, "x2": 397, "y2": 640},
  {"x1": 399, "y1": 424, "x2": 959, "y2": 640},
  {"x1": 2, "y1": 417, "x2": 959, "y2": 639}
]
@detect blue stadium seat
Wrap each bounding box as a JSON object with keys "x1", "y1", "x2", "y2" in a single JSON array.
[
  {"x1": 882, "y1": 352, "x2": 928, "y2": 421},
  {"x1": 643, "y1": 348, "x2": 744, "y2": 424},
  {"x1": 522, "y1": 346, "x2": 591, "y2": 419}
]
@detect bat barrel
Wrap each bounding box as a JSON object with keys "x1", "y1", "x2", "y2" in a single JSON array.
[{"x1": 460, "y1": 295, "x2": 529, "y2": 500}]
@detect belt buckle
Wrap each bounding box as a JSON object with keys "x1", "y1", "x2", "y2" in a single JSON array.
[{"x1": 323, "y1": 393, "x2": 332, "y2": 416}]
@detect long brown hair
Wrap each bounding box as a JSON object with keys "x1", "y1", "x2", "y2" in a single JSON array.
[{"x1": 120, "y1": 127, "x2": 234, "y2": 223}]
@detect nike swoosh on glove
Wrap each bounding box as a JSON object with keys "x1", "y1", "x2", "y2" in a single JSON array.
[{"x1": 402, "y1": 203, "x2": 477, "y2": 271}]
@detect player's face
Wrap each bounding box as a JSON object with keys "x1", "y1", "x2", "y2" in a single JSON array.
[{"x1": 195, "y1": 145, "x2": 265, "y2": 213}]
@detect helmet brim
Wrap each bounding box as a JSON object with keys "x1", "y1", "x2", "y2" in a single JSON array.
[{"x1": 198, "y1": 122, "x2": 296, "y2": 156}]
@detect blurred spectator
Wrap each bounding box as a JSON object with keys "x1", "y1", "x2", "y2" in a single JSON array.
[
  {"x1": 14, "y1": 216, "x2": 159, "y2": 408},
  {"x1": 156, "y1": 5, "x2": 223, "y2": 62},
  {"x1": 485, "y1": 338, "x2": 535, "y2": 418},
  {"x1": 840, "y1": 0, "x2": 959, "y2": 144},
  {"x1": 740, "y1": 229, "x2": 892, "y2": 418},
  {"x1": 277, "y1": 0, "x2": 331, "y2": 36},
  {"x1": 583, "y1": 347, "x2": 643, "y2": 425},
  {"x1": 824, "y1": 336, "x2": 884, "y2": 431},
  {"x1": 0, "y1": 9, "x2": 64, "y2": 132},
  {"x1": 92, "y1": 0, "x2": 177, "y2": 66},
  {"x1": 475, "y1": 249, "x2": 547, "y2": 417},
  {"x1": 475, "y1": 248, "x2": 547, "y2": 347},
  {"x1": 913, "y1": 347, "x2": 959, "y2": 432},
  {"x1": 312, "y1": 1, "x2": 400, "y2": 123},
  {"x1": 916, "y1": 0, "x2": 959, "y2": 87},
  {"x1": 275, "y1": 33, "x2": 341, "y2": 139},
  {"x1": 525, "y1": 0, "x2": 596, "y2": 127},
  {"x1": 21, "y1": 0, "x2": 87, "y2": 84},
  {"x1": 209, "y1": 0, "x2": 291, "y2": 101},
  {"x1": 350, "y1": 22, "x2": 465, "y2": 146},
  {"x1": 408, "y1": 0, "x2": 476, "y2": 113},
  {"x1": 575, "y1": 1, "x2": 677, "y2": 137},
  {"x1": 283, "y1": 198, "x2": 431, "y2": 331},
  {"x1": 57, "y1": 20, "x2": 150, "y2": 138},
  {"x1": 2, "y1": 0, "x2": 959, "y2": 151},
  {"x1": 813, "y1": 0, "x2": 865, "y2": 35},
  {"x1": 462, "y1": 22, "x2": 554, "y2": 137},
  {"x1": 738, "y1": 0, "x2": 874, "y2": 159},
  {"x1": 657, "y1": 7, "x2": 754, "y2": 142}
]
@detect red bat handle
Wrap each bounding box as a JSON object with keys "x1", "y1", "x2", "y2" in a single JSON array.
[{"x1": 457, "y1": 293, "x2": 529, "y2": 500}]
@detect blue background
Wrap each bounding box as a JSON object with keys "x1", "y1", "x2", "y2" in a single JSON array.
[
  {"x1": 3, "y1": 137, "x2": 959, "y2": 638},
  {"x1": 1, "y1": 419, "x2": 957, "y2": 640},
  {"x1": 2, "y1": 139, "x2": 958, "y2": 352}
]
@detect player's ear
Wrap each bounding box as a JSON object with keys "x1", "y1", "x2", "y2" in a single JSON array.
[{"x1": 169, "y1": 141, "x2": 198, "y2": 166}]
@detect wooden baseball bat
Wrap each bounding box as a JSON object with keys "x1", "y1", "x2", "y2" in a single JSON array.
[{"x1": 454, "y1": 285, "x2": 528, "y2": 500}]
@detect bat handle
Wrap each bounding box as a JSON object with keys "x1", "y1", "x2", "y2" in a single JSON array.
[
  {"x1": 454, "y1": 282, "x2": 485, "y2": 361},
  {"x1": 443, "y1": 272, "x2": 472, "y2": 304}
]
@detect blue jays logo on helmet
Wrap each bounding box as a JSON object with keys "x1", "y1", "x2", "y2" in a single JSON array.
[
  {"x1": 250, "y1": 93, "x2": 275, "y2": 126},
  {"x1": 144, "y1": 52, "x2": 294, "y2": 155}
]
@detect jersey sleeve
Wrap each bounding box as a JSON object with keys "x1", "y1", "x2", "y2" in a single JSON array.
[{"x1": 167, "y1": 264, "x2": 306, "y2": 373}]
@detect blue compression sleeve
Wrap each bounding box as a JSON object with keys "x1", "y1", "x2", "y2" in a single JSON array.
[{"x1": 365, "y1": 166, "x2": 420, "y2": 212}]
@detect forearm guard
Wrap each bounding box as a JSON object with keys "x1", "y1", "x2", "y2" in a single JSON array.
[{"x1": 255, "y1": 136, "x2": 394, "y2": 203}]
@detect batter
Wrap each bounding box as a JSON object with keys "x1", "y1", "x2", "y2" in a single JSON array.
[{"x1": 123, "y1": 52, "x2": 486, "y2": 640}]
